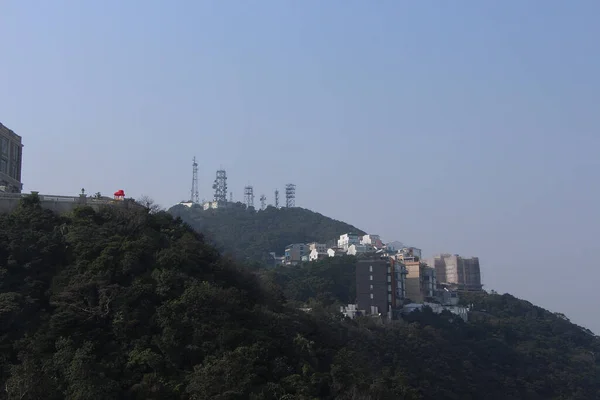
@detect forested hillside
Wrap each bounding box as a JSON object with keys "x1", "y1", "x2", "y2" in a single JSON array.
[
  {"x1": 169, "y1": 203, "x2": 365, "y2": 264},
  {"x1": 0, "y1": 196, "x2": 599, "y2": 399}
]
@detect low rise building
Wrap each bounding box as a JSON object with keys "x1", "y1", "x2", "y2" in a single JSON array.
[
  {"x1": 327, "y1": 247, "x2": 346, "y2": 257},
  {"x1": 309, "y1": 248, "x2": 328, "y2": 261},
  {"x1": 337, "y1": 233, "x2": 361, "y2": 251},
  {"x1": 308, "y1": 242, "x2": 327, "y2": 253},
  {"x1": 284, "y1": 243, "x2": 309, "y2": 265},
  {"x1": 347, "y1": 243, "x2": 370, "y2": 256},
  {"x1": 361, "y1": 234, "x2": 384, "y2": 248}
]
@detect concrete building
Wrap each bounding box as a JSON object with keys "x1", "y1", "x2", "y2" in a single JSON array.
[
  {"x1": 360, "y1": 234, "x2": 384, "y2": 248},
  {"x1": 355, "y1": 254, "x2": 407, "y2": 320},
  {"x1": 284, "y1": 243, "x2": 309, "y2": 265},
  {"x1": 337, "y1": 233, "x2": 361, "y2": 251},
  {"x1": 403, "y1": 260, "x2": 436, "y2": 303},
  {"x1": 0, "y1": 123, "x2": 23, "y2": 193},
  {"x1": 308, "y1": 242, "x2": 327, "y2": 253},
  {"x1": 327, "y1": 247, "x2": 346, "y2": 257},
  {"x1": 309, "y1": 249, "x2": 328, "y2": 261},
  {"x1": 347, "y1": 244, "x2": 370, "y2": 256},
  {"x1": 425, "y1": 254, "x2": 483, "y2": 291}
]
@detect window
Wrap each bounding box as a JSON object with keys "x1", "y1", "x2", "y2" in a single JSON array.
[
  {"x1": 369, "y1": 275, "x2": 373, "y2": 281},
  {"x1": 388, "y1": 285, "x2": 392, "y2": 292},
  {"x1": 9, "y1": 162, "x2": 16, "y2": 179},
  {"x1": 369, "y1": 284, "x2": 373, "y2": 290},
  {"x1": 0, "y1": 159, "x2": 6, "y2": 173},
  {"x1": 1, "y1": 138, "x2": 7, "y2": 156},
  {"x1": 388, "y1": 294, "x2": 392, "y2": 302},
  {"x1": 11, "y1": 144, "x2": 18, "y2": 160},
  {"x1": 369, "y1": 265, "x2": 373, "y2": 272},
  {"x1": 370, "y1": 293, "x2": 373, "y2": 299}
]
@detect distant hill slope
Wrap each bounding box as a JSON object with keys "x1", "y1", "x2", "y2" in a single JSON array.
[
  {"x1": 1, "y1": 195, "x2": 599, "y2": 399},
  {"x1": 168, "y1": 203, "x2": 366, "y2": 264}
]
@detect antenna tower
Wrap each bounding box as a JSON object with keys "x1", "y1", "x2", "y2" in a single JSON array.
[
  {"x1": 229, "y1": 192, "x2": 233, "y2": 202},
  {"x1": 190, "y1": 157, "x2": 199, "y2": 203},
  {"x1": 285, "y1": 184, "x2": 296, "y2": 208},
  {"x1": 259, "y1": 194, "x2": 266, "y2": 210},
  {"x1": 274, "y1": 189, "x2": 279, "y2": 208},
  {"x1": 212, "y1": 170, "x2": 228, "y2": 203},
  {"x1": 244, "y1": 186, "x2": 254, "y2": 208}
]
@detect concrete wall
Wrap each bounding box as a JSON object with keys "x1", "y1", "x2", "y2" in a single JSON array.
[{"x1": 0, "y1": 192, "x2": 142, "y2": 215}]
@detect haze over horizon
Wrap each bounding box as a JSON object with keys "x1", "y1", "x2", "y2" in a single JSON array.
[{"x1": 1, "y1": 1, "x2": 599, "y2": 333}]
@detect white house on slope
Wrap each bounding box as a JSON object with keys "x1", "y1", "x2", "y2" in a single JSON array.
[{"x1": 337, "y1": 233, "x2": 361, "y2": 251}]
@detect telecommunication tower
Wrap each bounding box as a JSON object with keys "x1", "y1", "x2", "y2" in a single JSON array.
[
  {"x1": 285, "y1": 184, "x2": 296, "y2": 208},
  {"x1": 244, "y1": 185, "x2": 254, "y2": 208},
  {"x1": 190, "y1": 157, "x2": 199, "y2": 204},
  {"x1": 259, "y1": 194, "x2": 266, "y2": 210},
  {"x1": 212, "y1": 170, "x2": 228, "y2": 203},
  {"x1": 274, "y1": 189, "x2": 279, "y2": 208},
  {"x1": 229, "y1": 192, "x2": 233, "y2": 203}
]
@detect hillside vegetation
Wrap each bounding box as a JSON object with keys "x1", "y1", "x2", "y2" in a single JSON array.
[
  {"x1": 0, "y1": 196, "x2": 599, "y2": 399},
  {"x1": 169, "y1": 203, "x2": 365, "y2": 264}
]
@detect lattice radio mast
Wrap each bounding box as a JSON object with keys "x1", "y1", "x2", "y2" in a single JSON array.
[
  {"x1": 274, "y1": 189, "x2": 279, "y2": 208},
  {"x1": 244, "y1": 185, "x2": 254, "y2": 208},
  {"x1": 190, "y1": 157, "x2": 199, "y2": 204},
  {"x1": 285, "y1": 184, "x2": 296, "y2": 208},
  {"x1": 212, "y1": 169, "x2": 228, "y2": 203},
  {"x1": 229, "y1": 192, "x2": 233, "y2": 203},
  {"x1": 259, "y1": 194, "x2": 266, "y2": 210}
]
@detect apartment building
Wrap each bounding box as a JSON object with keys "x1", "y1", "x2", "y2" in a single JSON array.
[
  {"x1": 425, "y1": 254, "x2": 483, "y2": 291},
  {"x1": 284, "y1": 243, "x2": 309, "y2": 264},
  {"x1": 403, "y1": 260, "x2": 436, "y2": 303},
  {"x1": 337, "y1": 233, "x2": 361, "y2": 251},
  {"x1": 347, "y1": 244, "x2": 370, "y2": 256},
  {"x1": 0, "y1": 123, "x2": 23, "y2": 193},
  {"x1": 355, "y1": 254, "x2": 407, "y2": 320},
  {"x1": 360, "y1": 234, "x2": 384, "y2": 248}
]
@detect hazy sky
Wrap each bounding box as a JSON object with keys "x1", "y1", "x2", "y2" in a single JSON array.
[{"x1": 1, "y1": 1, "x2": 599, "y2": 332}]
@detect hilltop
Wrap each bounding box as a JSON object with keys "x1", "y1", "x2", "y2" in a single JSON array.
[
  {"x1": 168, "y1": 203, "x2": 366, "y2": 264},
  {"x1": 0, "y1": 197, "x2": 598, "y2": 399}
]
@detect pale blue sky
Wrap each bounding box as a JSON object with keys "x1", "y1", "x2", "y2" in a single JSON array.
[{"x1": 1, "y1": 1, "x2": 599, "y2": 332}]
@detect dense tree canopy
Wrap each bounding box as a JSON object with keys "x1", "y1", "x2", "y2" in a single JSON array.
[
  {"x1": 0, "y1": 196, "x2": 598, "y2": 399},
  {"x1": 168, "y1": 203, "x2": 365, "y2": 264}
]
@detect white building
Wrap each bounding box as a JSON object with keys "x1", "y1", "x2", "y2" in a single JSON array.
[
  {"x1": 360, "y1": 234, "x2": 384, "y2": 248},
  {"x1": 309, "y1": 248, "x2": 327, "y2": 261},
  {"x1": 347, "y1": 244, "x2": 370, "y2": 256},
  {"x1": 337, "y1": 233, "x2": 361, "y2": 251},
  {"x1": 308, "y1": 242, "x2": 327, "y2": 253},
  {"x1": 327, "y1": 247, "x2": 346, "y2": 257}
]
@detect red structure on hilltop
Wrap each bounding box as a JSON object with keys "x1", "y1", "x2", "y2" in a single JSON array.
[{"x1": 113, "y1": 189, "x2": 125, "y2": 200}]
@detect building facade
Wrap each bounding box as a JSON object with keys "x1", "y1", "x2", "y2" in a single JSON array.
[
  {"x1": 360, "y1": 234, "x2": 384, "y2": 248},
  {"x1": 337, "y1": 233, "x2": 361, "y2": 251},
  {"x1": 426, "y1": 254, "x2": 483, "y2": 291},
  {"x1": 355, "y1": 255, "x2": 407, "y2": 320},
  {"x1": 284, "y1": 243, "x2": 309, "y2": 264},
  {"x1": 403, "y1": 260, "x2": 436, "y2": 303},
  {"x1": 0, "y1": 123, "x2": 23, "y2": 193}
]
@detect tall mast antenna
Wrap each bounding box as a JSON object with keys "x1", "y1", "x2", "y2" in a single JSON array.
[{"x1": 191, "y1": 157, "x2": 199, "y2": 203}]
